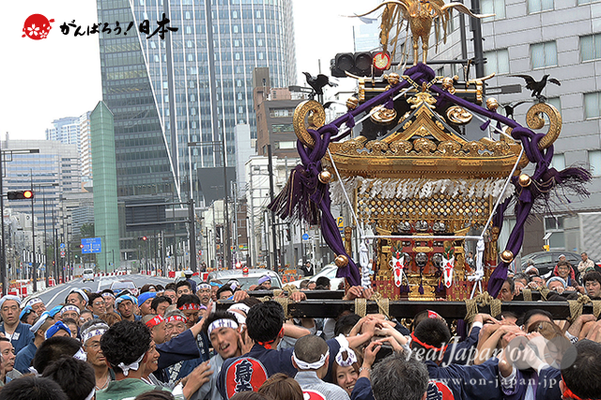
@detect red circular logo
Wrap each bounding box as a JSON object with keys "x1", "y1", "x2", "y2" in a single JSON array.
[
  {"x1": 303, "y1": 391, "x2": 326, "y2": 400},
  {"x1": 22, "y1": 14, "x2": 55, "y2": 40},
  {"x1": 225, "y1": 358, "x2": 268, "y2": 399}
]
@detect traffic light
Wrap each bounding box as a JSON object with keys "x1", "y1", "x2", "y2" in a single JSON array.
[
  {"x1": 80, "y1": 244, "x2": 84, "y2": 249},
  {"x1": 138, "y1": 236, "x2": 148, "y2": 241},
  {"x1": 7, "y1": 190, "x2": 34, "y2": 200},
  {"x1": 330, "y1": 52, "x2": 389, "y2": 78}
]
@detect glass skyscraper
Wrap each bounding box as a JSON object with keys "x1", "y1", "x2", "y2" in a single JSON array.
[{"x1": 96, "y1": 0, "x2": 296, "y2": 205}]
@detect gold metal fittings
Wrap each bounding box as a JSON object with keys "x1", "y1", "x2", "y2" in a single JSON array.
[
  {"x1": 293, "y1": 100, "x2": 326, "y2": 148},
  {"x1": 335, "y1": 255, "x2": 349, "y2": 268}
]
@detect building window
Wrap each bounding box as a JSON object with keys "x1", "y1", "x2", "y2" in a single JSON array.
[
  {"x1": 531, "y1": 41, "x2": 557, "y2": 68},
  {"x1": 589, "y1": 150, "x2": 601, "y2": 176},
  {"x1": 270, "y1": 108, "x2": 294, "y2": 117},
  {"x1": 550, "y1": 153, "x2": 565, "y2": 170},
  {"x1": 484, "y1": 49, "x2": 509, "y2": 75},
  {"x1": 257, "y1": 39, "x2": 263, "y2": 46},
  {"x1": 187, "y1": 40, "x2": 193, "y2": 48},
  {"x1": 185, "y1": 26, "x2": 192, "y2": 34},
  {"x1": 185, "y1": 11, "x2": 191, "y2": 19},
  {"x1": 258, "y1": 52, "x2": 264, "y2": 60},
  {"x1": 256, "y1": 10, "x2": 262, "y2": 18},
  {"x1": 187, "y1": 54, "x2": 194, "y2": 61},
  {"x1": 528, "y1": 0, "x2": 553, "y2": 13},
  {"x1": 234, "y1": 40, "x2": 240, "y2": 47},
  {"x1": 272, "y1": 123, "x2": 293, "y2": 133},
  {"x1": 232, "y1": 10, "x2": 238, "y2": 18},
  {"x1": 233, "y1": 25, "x2": 239, "y2": 33},
  {"x1": 235, "y1": 53, "x2": 241, "y2": 60},
  {"x1": 257, "y1": 25, "x2": 263, "y2": 33},
  {"x1": 544, "y1": 216, "x2": 565, "y2": 249},
  {"x1": 481, "y1": 0, "x2": 506, "y2": 20},
  {"x1": 584, "y1": 92, "x2": 601, "y2": 119},
  {"x1": 275, "y1": 141, "x2": 296, "y2": 150},
  {"x1": 580, "y1": 33, "x2": 601, "y2": 61}
]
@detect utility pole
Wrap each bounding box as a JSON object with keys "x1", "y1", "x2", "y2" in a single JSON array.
[
  {"x1": 188, "y1": 198, "x2": 197, "y2": 272},
  {"x1": 30, "y1": 170, "x2": 37, "y2": 293},
  {"x1": 267, "y1": 145, "x2": 277, "y2": 271},
  {"x1": 471, "y1": 0, "x2": 485, "y2": 78}
]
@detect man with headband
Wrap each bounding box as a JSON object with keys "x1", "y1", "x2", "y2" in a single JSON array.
[
  {"x1": 188, "y1": 311, "x2": 248, "y2": 400},
  {"x1": 45, "y1": 321, "x2": 72, "y2": 339},
  {"x1": 14, "y1": 312, "x2": 53, "y2": 373},
  {"x1": 116, "y1": 294, "x2": 141, "y2": 322},
  {"x1": 293, "y1": 335, "x2": 350, "y2": 400},
  {"x1": 24, "y1": 297, "x2": 46, "y2": 317},
  {"x1": 60, "y1": 305, "x2": 81, "y2": 323},
  {"x1": 197, "y1": 282, "x2": 213, "y2": 307},
  {"x1": 98, "y1": 320, "x2": 171, "y2": 400},
  {"x1": 257, "y1": 276, "x2": 272, "y2": 290},
  {"x1": 143, "y1": 314, "x2": 167, "y2": 344},
  {"x1": 81, "y1": 319, "x2": 112, "y2": 391},
  {"x1": 65, "y1": 289, "x2": 89, "y2": 311},
  {"x1": 101, "y1": 290, "x2": 116, "y2": 313},
  {"x1": 139, "y1": 292, "x2": 158, "y2": 317},
  {"x1": 0, "y1": 295, "x2": 34, "y2": 354},
  {"x1": 218, "y1": 301, "x2": 373, "y2": 399}
]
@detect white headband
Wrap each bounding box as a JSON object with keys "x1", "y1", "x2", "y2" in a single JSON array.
[
  {"x1": 82, "y1": 327, "x2": 109, "y2": 344},
  {"x1": 228, "y1": 303, "x2": 250, "y2": 315},
  {"x1": 25, "y1": 297, "x2": 43, "y2": 308},
  {"x1": 61, "y1": 305, "x2": 81, "y2": 315},
  {"x1": 30, "y1": 313, "x2": 50, "y2": 333},
  {"x1": 73, "y1": 347, "x2": 88, "y2": 361},
  {"x1": 335, "y1": 334, "x2": 358, "y2": 367},
  {"x1": 84, "y1": 389, "x2": 95, "y2": 400},
  {"x1": 0, "y1": 295, "x2": 21, "y2": 308},
  {"x1": 207, "y1": 318, "x2": 239, "y2": 337},
  {"x1": 117, "y1": 352, "x2": 145, "y2": 376},
  {"x1": 293, "y1": 349, "x2": 329, "y2": 370},
  {"x1": 69, "y1": 289, "x2": 89, "y2": 303}
]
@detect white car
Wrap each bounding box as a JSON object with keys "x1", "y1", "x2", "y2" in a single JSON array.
[
  {"x1": 82, "y1": 269, "x2": 95, "y2": 282},
  {"x1": 289, "y1": 264, "x2": 345, "y2": 289}
]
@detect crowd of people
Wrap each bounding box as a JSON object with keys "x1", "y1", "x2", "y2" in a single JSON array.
[
  {"x1": 499, "y1": 253, "x2": 601, "y2": 302},
  {"x1": 0, "y1": 267, "x2": 597, "y2": 400}
]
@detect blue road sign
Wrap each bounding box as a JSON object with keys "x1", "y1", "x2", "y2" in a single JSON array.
[
  {"x1": 302, "y1": 233, "x2": 310, "y2": 241},
  {"x1": 82, "y1": 237, "x2": 102, "y2": 254},
  {"x1": 60, "y1": 243, "x2": 65, "y2": 249}
]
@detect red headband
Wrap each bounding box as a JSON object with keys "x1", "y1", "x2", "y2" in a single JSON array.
[
  {"x1": 145, "y1": 315, "x2": 164, "y2": 328},
  {"x1": 427, "y1": 310, "x2": 440, "y2": 319},
  {"x1": 257, "y1": 327, "x2": 284, "y2": 350},
  {"x1": 166, "y1": 315, "x2": 188, "y2": 324},
  {"x1": 179, "y1": 303, "x2": 201, "y2": 311},
  {"x1": 561, "y1": 378, "x2": 598, "y2": 400},
  {"x1": 410, "y1": 332, "x2": 449, "y2": 354}
]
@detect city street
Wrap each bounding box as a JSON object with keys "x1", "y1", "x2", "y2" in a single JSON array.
[{"x1": 30, "y1": 274, "x2": 173, "y2": 310}]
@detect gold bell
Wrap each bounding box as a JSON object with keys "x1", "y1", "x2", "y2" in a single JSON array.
[
  {"x1": 346, "y1": 97, "x2": 359, "y2": 110},
  {"x1": 500, "y1": 250, "x2": 514, "y2": 263},
  {"x1": 387, "y1": 73, "x2": 400, "y2": 85},
  {"x1": 486, "y1": 97, "x2": 499, "y2": 112},
  {"x1": 518, "y1": 174, "x2": 531, "y2": 187},
  {"x1": 335, "y1": 255, "x2": 349, "y2": 268},
  {"x1": 318, "y1": 170, "x2": 332, "y2": 184}
]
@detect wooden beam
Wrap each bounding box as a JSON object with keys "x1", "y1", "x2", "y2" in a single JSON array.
[{"x1": 216, "y1": 299, "x2": 595, "y2": 319}]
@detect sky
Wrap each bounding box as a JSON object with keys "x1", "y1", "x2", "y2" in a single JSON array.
[{"x1": 1, "y1": 0, "x2": 377, "y2": 141}]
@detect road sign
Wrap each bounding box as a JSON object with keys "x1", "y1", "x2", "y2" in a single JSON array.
[
  {"x1": 60, "y1": 243, "x2": 65, "y2": 250},
  {"x1": 81, "y1": 237, "x2": 102, "y2": 254},
  {"x1": 337, "y1": 217, "x2": 344, "y2": 235},
  {"x1": 60, "y1": 251, "x2": 65, "y2": 258},
  {"x1": 302, "y1": 233, "x2": 310, "y2": 241}
]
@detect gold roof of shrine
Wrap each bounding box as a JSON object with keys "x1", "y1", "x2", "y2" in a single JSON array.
[{"x1": 325, "y1": 91, "x2": 524, "y2": 180}]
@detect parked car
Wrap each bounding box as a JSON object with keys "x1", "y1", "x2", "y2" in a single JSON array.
[
  {"x1": 206, "y1": 269, "x2": 283, "y2": 290},
  {"x1": 82, "y1": 269, "x2": 95, "y2": 283},
  {"x1": 520, "y1": 251, "x2": 584, "y2": 278},
  {"x1": 110, "y1": 280, "x2": 139, "y2": 297},
  {"x1": 289, "y1": 264, "x2": 345, "y2": 289}
]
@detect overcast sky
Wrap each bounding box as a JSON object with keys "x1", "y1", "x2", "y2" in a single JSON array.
[{"x1": 1, "y1": 0, "x2": 375, "y2": 141}]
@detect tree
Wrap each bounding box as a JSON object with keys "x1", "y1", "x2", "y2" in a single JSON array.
[{"x1": 80, "y1": 223, "x2": 95, "y2": 238}]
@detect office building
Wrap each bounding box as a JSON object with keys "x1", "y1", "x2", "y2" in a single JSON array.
[{"x1": 96, "y1": 0, "x2": 297, "y2": 208}]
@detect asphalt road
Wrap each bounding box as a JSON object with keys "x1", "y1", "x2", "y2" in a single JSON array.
[{"x1": 29, "y1": 274, "x2": 175, "y2": 310}]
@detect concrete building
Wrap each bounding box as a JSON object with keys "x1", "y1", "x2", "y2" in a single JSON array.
[{"x1": 389, "y1": 0, "x2": 601, "y2": 260}]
